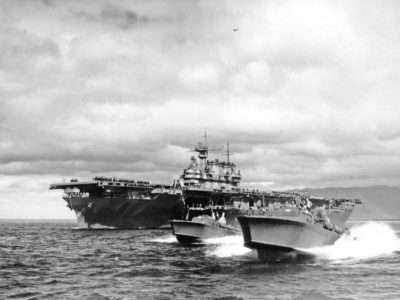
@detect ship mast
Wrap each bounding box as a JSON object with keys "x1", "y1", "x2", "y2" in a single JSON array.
[
  {"x1": 193, "y1": 131, "x2": 209, "y2": 172},
  {"x1": 226, "y1": 141, "x2": 230, "y2": 164}
]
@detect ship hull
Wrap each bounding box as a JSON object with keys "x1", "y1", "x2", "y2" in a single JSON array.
[
  {"x1": 67, "y1": 194, "x2": 185, "y2": 229},
  {"x1": 171, "y1": 220, "x2": 239, "y2": 244},
  {"x1": 237, "y1": 216, "x2": 341, "y2": 261}
]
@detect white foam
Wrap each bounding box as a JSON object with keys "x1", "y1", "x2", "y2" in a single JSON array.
[
  {"x1": 150, "y1": 235, "x2": 177, "y2": 243},
  {"x1": 206, "y1": 235, "x2": 252, "y2": 257},
  {"x1": 74, "y1": 211, "x2": 88, "y2": 228},
  {"x1": 72, "y1": 224, "x2": 117, "y2": 230},
  {"x1": 305, "y1": 222, "x2": 400, "y2": 261},
  {"x1": 72, "y1": 212, "x2": 117, "y2": 229}
]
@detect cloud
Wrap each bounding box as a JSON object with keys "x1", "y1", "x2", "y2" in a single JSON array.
[
  {"x1": 0, "y1": 0, "x2": 400, "y2": 217},
  {"x1": 0, "y1": 27, "x2": 59, "y2": 71},
  {"x1": 73, "y1": 4, "x2": 152, "y2": 29}
]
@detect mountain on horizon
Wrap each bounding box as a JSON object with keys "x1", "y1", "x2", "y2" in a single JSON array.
[{"x1": 292, "y1": 185, "x2": 400, "y2": 220}]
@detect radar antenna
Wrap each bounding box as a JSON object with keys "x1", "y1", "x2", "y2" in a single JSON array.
[{"x1": 191, "y1": 131, "x2": 223, "y2": 159}]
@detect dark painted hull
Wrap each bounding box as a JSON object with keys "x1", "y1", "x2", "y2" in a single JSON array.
[
  {"x1": 238, "y1": 216, "x2": 342, "y2": 261},
  {"x1": 171, "y1": 220, "x2": 239, "y2": 244},
  {"x1": 67, "y1": 194, "x2": 185, "y2": 229}
]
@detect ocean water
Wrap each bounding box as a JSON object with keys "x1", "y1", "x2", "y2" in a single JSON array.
[{"x1": 1, "y1": 220, "x2": 400, "y2": 300}]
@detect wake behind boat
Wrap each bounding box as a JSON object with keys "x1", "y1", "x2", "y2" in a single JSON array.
[{"x1": 238, "y1": 196, "x2": 362, "y2": 261}]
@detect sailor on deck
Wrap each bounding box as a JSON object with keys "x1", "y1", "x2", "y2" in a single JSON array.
[
  {"x1": 314, "y1": 205, "x2": 333, "y2": 230},
  {"x1": 217, "y1": 212, "x2": 226, "y2": 225}
]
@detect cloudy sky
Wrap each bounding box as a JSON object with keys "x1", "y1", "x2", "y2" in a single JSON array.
[{"x1": 1, "y1": 0, "x2": 399, "y2": 218}]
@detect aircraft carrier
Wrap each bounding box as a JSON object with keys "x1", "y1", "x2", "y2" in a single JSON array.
[
  {"x1": 50, "y1": 136, "x2": 361, "y2": 235},
  {"x1": 50, "y1": 136, "x2": 260, "y2": 229}
]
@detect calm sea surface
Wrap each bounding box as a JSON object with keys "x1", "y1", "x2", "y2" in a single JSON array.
[{"x1": 1, "y1": 220, "x2": 399, "y2": 300}]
